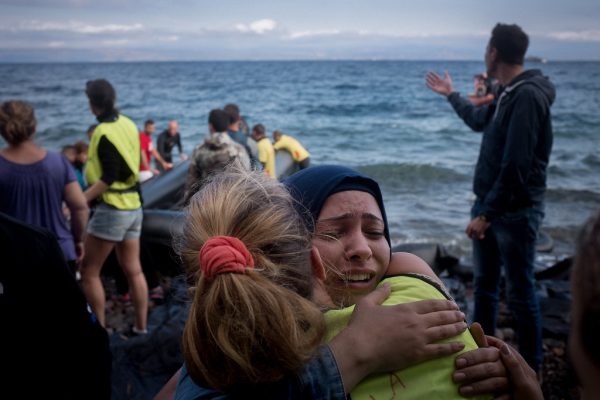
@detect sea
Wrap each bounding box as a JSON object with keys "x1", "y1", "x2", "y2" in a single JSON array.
[{"x1": 1, "y1": 60, "x2": 599, "y2": 255}]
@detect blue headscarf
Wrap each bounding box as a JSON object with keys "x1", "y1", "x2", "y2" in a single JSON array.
[{"x1": 283, "y1": 165, "x2": 391, "y2": 247}]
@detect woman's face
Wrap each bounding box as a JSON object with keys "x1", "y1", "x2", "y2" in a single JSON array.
[{"x1": 313, "y1": 190, "x2": 390, "y2": 306}]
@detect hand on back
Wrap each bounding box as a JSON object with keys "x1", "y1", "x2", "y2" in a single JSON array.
[{"x1": 330, "y1": 284, "x2": 468, "y2": 392}]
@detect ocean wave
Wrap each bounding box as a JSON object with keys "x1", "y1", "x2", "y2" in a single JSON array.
[
  {"x1": 583, "y1": 153, "x2": 600, "y2": 167},
  {"x1": 38, "y1": 127, "x2": 85, "y2": 148},
  {"x1": 553, "y1": 112, "x2": 600, "y2": 127},
  {"x1": 355, "y1": 163, "x2": 469, "y2": 186},
  {"x1": 31, "y1": 85, "x2": 64, "y2": 93},
  {"x1": 333, "y1": 83, "x2": 360, "y2": 90},
  {"x1": 307, "y1": 102, "x2": 399, "y2": 116},
  {"x1": 547, "y1": 165, "x2": 571, "y2": 177},
  {"x1": 546, "y1": 187, "x2": 600, "y2": 203}
]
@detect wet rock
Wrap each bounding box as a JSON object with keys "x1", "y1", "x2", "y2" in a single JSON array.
[
  {"x1": 110, "y1": 276, "x2": 189, "y2": 400},
  {"x1": 392, "y1": 243, "x2": 459, "y2": 275},
  {"x1": 535, "y1": 256, "x2": 573, "y2": 280},
  {"x1": 440, "y1": 277, "x2": 468, "y2": 313}
]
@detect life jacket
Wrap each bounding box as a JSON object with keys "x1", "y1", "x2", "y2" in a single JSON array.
[
  {"x1": 324, "y1": 274, "x2": 491, "y2": 400},
  {"x1": 86, "y1": 115, "x2": 141, "y2": 210}
]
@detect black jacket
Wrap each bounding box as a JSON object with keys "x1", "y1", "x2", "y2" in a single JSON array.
[
  {"x1": 448, "y1": 69, "x2": 555, "y2": 220},
  {"x1": 0, "y1": 212, "x2": 111, "y2": 399},
  {"x1": 156, "y1": 130, "x2": 182, "y2": 162}
]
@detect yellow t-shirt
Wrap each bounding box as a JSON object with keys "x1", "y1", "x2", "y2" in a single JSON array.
[
  {"x1": 273, "y1": 134, "x2": 310, "y2": 162},
  {"x1": 257, "y1": 137, "x2": 276, "y2": 179},
  {"x1": 324, "y1": 275, "x2": 491, "y2": 400}
]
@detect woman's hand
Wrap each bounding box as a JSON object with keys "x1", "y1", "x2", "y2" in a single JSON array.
[
  {"x1": 452, "y1": 324, "x2": 543, "y2": 400},
  {"x1": 330, "y1": 283, "x2": 467, "y2": 393},
  {"x1": 489, "y1": 335, "x2": 543, "y2": 400},
  {"x1": 452, "y1": 324, "x2": 509, "y2": 397}
]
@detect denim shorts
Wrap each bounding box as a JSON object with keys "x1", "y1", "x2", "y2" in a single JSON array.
[{"x1": 87, "y1": 204, "x2": 143, "y2": 242}]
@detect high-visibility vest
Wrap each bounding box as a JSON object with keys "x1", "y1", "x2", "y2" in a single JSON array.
[{"x1": 86, "y1": 115, "x2": 141, "y2": 210}]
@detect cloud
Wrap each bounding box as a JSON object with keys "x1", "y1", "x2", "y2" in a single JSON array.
[
  {"x1": 286, "y1": 29, "x2": 488, "y2": 41},
  {"x1": 13, "y1": 20, "x2": 144, "y2": 34},
  {"x1": 235, "y1": 19, "x2": 277, "y2": 34},
  {"x1": 156, "y1": 35, "x2": 179, "y2": 42},
  {"x1": 102, "y1": 39, "x2": 130, "y2": 46},
  {"x1": 47, "y1": 41, "x2": 65, "y2": 48},
  {"x1": 288, "y1": 30, "x2": 341, "y2": 39},
  {"x1": 547, "y1": 30, "x2": 600, "y2": 42}
]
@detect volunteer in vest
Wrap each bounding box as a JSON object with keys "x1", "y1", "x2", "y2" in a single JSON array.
[
  {"x1": 272, "y1": 130, "x2": 311, "y2": 169},
  {"x1": 251, "y1": 123, "x2": 276, "y2": 179},
  {"x1": 80, "y1": 79, "x2": 149, "y2": 335}
]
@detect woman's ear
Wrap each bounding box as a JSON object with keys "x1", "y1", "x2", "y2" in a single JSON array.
[
  {"x1": 310, "y1": 246, "x2": 326, "y2": 281},
  {"x1": 310, "y1": 246, "x2": 333, "y2": 307}
]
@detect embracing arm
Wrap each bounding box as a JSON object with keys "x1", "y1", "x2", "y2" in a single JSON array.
[
  {"x1": 165, "y1": 285, "x2": 468, "y2": 400},
  {"x1": 330, "y1": 283, "x2": 467, "y2": 393}
]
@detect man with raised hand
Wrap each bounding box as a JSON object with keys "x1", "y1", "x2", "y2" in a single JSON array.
[{"x1": 426, "y1": 23, "x2": 555, "y2": 374}]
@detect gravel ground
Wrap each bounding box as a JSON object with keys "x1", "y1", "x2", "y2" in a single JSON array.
[{"x1": 102, "y1": 271, "x2": 579, "y2": 399}]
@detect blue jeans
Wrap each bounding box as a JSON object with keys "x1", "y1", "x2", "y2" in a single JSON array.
[{"x1": 471, "y1": 200, "x2": 543, "y2": 372}]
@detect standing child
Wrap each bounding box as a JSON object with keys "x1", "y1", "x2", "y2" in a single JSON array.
[{"x1": 73, "y1": 140, "x2": 88, "y2": 189}]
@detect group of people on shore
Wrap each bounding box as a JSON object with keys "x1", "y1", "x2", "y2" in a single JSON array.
[
  {"x1": 0, "y1": 78, "x2": 314, "y2": 338},
  {"x1": 136, "y1": 104, "x2": 311, "y2": 186},
  {"x1": 1, "y1": 21, "x2": 598, "y2": 400}
]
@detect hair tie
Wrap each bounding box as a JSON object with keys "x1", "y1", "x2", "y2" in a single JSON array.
[{"x1": 199, "y1": 236, "x2": 254, "y2": 281}]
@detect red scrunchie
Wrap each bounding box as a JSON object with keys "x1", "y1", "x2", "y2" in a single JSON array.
[{"x1": 199, "y1": 236, "x2": 254, "y2": 281}]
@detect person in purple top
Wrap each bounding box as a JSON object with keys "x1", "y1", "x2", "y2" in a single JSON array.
[{"x1": 0, "y1": 100, "x2": 89, "y2": 274}]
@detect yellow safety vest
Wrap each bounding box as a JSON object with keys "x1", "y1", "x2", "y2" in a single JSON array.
[
  {"x1": 273, "y1": 134, "x2": 310, "y2": 162},
  {"x1": 324, "y1": 275, "x2": 491, "y2": 400},
  {"x1": 86, "y1": 115, "x2": 141, "y2": 210}
]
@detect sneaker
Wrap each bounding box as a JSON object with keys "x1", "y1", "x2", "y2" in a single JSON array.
[
  {"x1": 149, "y1": 286, "x2": 165, "y2": 302},
  {"x1": 121, "y1": 326, "x2": 148, "y2": 339},
  {"x1": 131, "y1": 326, "x2": 148, "y2": 335}
]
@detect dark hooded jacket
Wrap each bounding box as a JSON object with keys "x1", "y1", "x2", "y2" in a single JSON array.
[{"x1": 448, "y1": 69, "x2": 555, "y2": 220}]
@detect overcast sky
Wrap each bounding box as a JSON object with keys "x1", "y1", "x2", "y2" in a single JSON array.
[{"x1": 1, "y1": 0, "x2": 599, "y2": 62}]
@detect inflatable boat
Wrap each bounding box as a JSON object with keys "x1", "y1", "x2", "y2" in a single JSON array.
[{"x1": 138, "y1": 149, "x2": 298, "y2": 276}]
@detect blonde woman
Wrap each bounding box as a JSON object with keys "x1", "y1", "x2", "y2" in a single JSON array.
[{"x1": 170, "y1": 167, "x2": 493, "y2": 399}]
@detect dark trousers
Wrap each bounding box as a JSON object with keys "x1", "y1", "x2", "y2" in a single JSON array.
[
  {"x1": 298, "y1": 157, "x2": 310, "y2": 170},
  {"x1": 471, "y1": 200, "x2": 544, "y2": 372}
]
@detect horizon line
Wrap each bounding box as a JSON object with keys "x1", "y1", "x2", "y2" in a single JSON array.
[{"x1": 1, "y1": 58, "x2": 599, "y2": 65}]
